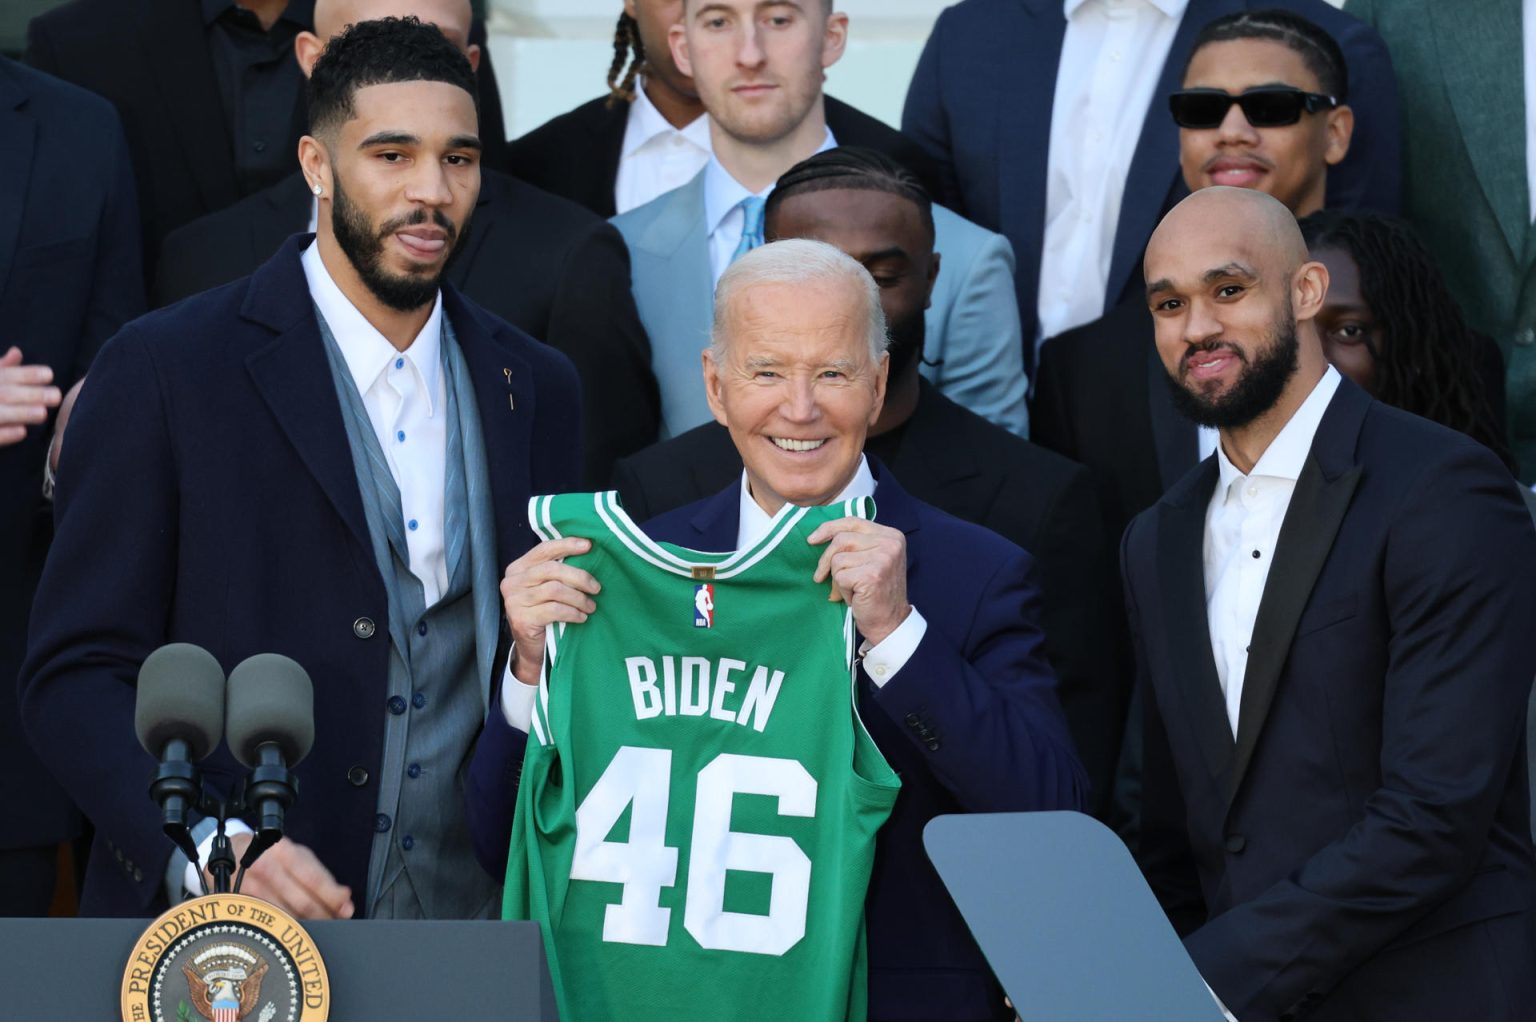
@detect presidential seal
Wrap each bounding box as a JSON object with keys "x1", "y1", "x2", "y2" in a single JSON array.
[{"x1": 121, "y1": 893, "x2": 330, "y2": 1022}]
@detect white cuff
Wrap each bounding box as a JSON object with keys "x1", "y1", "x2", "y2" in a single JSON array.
[
  {"x1": 180, "y1": 818, "x2": 255, "y2": 897},
  {"x1": 499, "y1": 652, "x2": 537, "y2": 733},
  {"x1": 858, "y1": 607, "x2": 927, "y2": 687}
]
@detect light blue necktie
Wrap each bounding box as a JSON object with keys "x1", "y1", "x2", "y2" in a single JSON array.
[{"x1": 731, "y1": 195, "x2": 767, "y2": 263}]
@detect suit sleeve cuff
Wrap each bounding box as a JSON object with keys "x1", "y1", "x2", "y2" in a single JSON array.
[
  {"x1": 500, "y1": 652, "x2": 537, "y2": 733},
  {"x1": 859, "y1": 607, "x2": 927, "y2": 687}
]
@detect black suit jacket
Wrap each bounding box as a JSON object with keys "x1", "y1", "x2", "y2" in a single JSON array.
[
  {"x1": 24, "y1": 1, "x2": 508, "y2": 264},
  {"x1": 21, "y1": 234, "x2": 580, "y2": 915},
  {"x1": 1124, "y1": 378, "x2": 1536, "y2": 1021},
  {"x1": 0, "y1": 57, "x2": 143, "y2": 850},
  {"x1": 155, "y1": 169, "x2": 659, "y2": 485},
  {"x1": 611, "y1": 380, "x2": 1130, "y2": 816},
  {"x1": 505, "y1": 93, "x2": 944, "y2": 219}
]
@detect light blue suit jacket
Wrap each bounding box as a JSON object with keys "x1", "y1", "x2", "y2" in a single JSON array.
[{"x1": 613, "y1": 169, "x2": 1029, "y2": 439}]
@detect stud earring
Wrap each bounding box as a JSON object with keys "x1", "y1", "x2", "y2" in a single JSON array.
[{"x1": 312, "y1": 183, "x2": 323, "y2": 196}]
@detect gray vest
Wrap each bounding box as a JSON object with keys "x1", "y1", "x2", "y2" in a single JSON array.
[{"x1": 317, "y1": 307, "x2": 502, "y2": 920}]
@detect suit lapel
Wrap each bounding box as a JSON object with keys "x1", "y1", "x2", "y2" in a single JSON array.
[
  {"x1": 1434, "y1": 0, "x2": 1528, "y2": 264},
  {"x1": 445, "y1": 289, "x2": 534, "y2": 567},
  {"x1": 1228, "y1": 388, "x2": 1365, "y2": 804},
  {"x1": 241, "y1": 241, "x2": 371, "y2": 552},
  {"x1": 1107, "y1": 0, "x2": 1242, "y2": 308},
  {"x1": 1156, "y1": 463, "x2": 1236, "y2": 786},
  {"x1": 998, "y1": 0, "x2": 1067, "y2": 341},
  {"x1": 686, "y1": 484, "x2": 742, "y2": 551},
  {"x1": 140, "y1": 2, "x2": 238, "y2": 214},
  {"x1": 1146, "y1": 332, "x2": 1199, "y2": 490},
  {"x1": 0, "y1": 68, "x2": 34, "y2": 294}
]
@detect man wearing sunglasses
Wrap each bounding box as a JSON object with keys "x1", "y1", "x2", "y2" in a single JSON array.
[{"x1": 1032, "y1": 8, "x2": 1357, "y2": 837}]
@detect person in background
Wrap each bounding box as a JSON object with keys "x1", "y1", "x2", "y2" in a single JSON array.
[
  {"x1": 614, "y1": 0, "x2": 1029, "y2": 440},
  {"x1": 505, "y1": 0, "x2": 941, "y2": 218},
  {"x1": 0, "y1": 53, "x2": 143, "y2": 916},
  {"x1": 902, "y1": 0, "x2": 1398, "y2": 376},
  {"x1": 1346, "y1": 0, "x2": 1536, "y2": 484}
]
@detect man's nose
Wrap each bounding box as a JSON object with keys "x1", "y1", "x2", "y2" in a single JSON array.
[
  {"x1": 1216, "y1": 100, "x2": 1261, "y2": 144},
  {"x1": 405, "y1": 160, "x2": 454, "y2": 207},
  {"x1": 737, "y1": 24, "x2": 767, "y2": 69},
  {"x1": 780, "y1": 377, "x2": 819, "y2": 421}
]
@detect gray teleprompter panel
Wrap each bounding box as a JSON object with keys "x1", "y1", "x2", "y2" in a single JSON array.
[
  {"x1": 0, "y1": 916, "x2": 559, "y2": 1020},
  {"x1": 924, "y1": 811, "x2": 1225, "y2": 1022}
]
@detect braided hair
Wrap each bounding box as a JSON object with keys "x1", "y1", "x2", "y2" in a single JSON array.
[
  {"x1": 606, "y1": 12, "x2": 645, "y2": 107},
  {"x1": 1189, "y1": 9, "x2": 1349, "y2": 100},
  {"x1": 764, "y1": 147, "x2": 935, "y2": 240},
  {"x1": 1299, "y1": 209, "x2": 1514, "y2": 471}
]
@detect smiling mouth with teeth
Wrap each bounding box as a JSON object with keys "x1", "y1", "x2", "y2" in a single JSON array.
[{"x1": 772, "y1": 437, "x2": 826, "y2": 452}]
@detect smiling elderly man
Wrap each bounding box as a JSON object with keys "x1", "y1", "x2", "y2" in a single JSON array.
[{"x1": 470, "y1": 238, "x2": 1086, "y2": 1022}]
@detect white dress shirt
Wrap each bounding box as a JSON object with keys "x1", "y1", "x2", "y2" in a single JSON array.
[
  {"x1": 1203, "y1": 367, "x2": 1341, "y2": 735},
  {"x1": 181, "y1": 242, "x2": 449, "y2": 895},
  {"x1": 1037, "y1": 0, "x2": 1188, "y2": 347},
  {"x1": 502, "y1": 456, "x2": 925, "y2": 729},
  {"x1": 615, "y1": 78, "x2": 714, "y2": 215},
  {"x1": 703, "y1": 127, "x2": 837, "y2": 285}
]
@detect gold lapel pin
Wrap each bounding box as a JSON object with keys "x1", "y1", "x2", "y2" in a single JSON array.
[{"x1": 503, "y1": 368, "x2": 515, "y2": 410}]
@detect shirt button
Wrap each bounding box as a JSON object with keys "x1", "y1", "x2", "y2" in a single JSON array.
[
  {"x1": 1247, "y1": 485, "x2": 1258, "y2": 497},
  {"x1": 252, "y1": 139, "x2": 266, "y2": 153},
  {"x1": 412, "y1": 691, "x2": 427, "y2": 709},
  {"x1": 1252, "y1": 550, "x2": 1261, "y2": 559},
  {"x1": 1225, "y1": 834, "x2": 1247, "y2": 854},
  {"x1": 407, "y1": 763, "x2": 422, "y2": 779},
  {"x1": 375, "y1": 813, "x2": 392, "y2": 833},
  {"x1": 347, "y1": 765, "x2": 370, "y2": 786},
  {"x1": 396, "y1": 430, "x2": 406, "y2": 443},
  {"x1": 873, "y1": 664, "x2": 888, "y2": 678},
  {"x1": 353, "y1": 616, "x2": 376, "y2": 639},
  {"x1": 387, "y1": 695, "x2": 407, "y2": 715},
  {"x1": 401, "y1": 835, "x2": 415, "y2": 851},
  {"x1": 408, "y1": 519, "x2": 418, "y2": 531},
  {"x1": 416, "y1": 621, "x2": 428, "y2": 637},
  {"x1": 395, "y1": 357, "x2": 405, "y2": 369}
]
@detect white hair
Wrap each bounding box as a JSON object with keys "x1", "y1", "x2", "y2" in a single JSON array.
[{"x1": 709, "y1": 238, "x2": 889, "y2": 364}]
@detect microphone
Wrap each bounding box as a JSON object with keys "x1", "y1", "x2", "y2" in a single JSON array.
[
  {"x1": 225, "y1": 654, "x2": 314, "y2": 872},
  {"x1": 134, "y1": 643, "x2": 226, "y2": 864}
]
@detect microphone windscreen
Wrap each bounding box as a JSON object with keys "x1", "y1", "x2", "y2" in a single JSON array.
[
  {"x1": 134, "y1": 643, "x2": 226, "y2": 761},
  {"x1": 225, "y1": 653, "x2": 315, "y2": 768}
]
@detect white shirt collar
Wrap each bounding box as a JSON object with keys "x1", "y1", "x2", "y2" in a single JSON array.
[
  {"x1": 736, "y1": 454, "x2": 876, "y2": 550},
  {"x1": 300, "y1": 239, "x2": 443, "y2": 413},
  {"x1": 622, "y1": 76, "x2": 712, "y2": 159},
  {"x1": 1062, "y1": 0, "x2": 1187, "y2": 20},
  {"x1": 703, "y1": 126, "x2": 838, "y2": 238},
  {"x1": 1215, "y1": 365, "x2": 1342, "y2": 495}
]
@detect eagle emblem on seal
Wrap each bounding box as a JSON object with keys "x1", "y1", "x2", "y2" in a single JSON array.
[{"x1": 181, "y1": 943, "x2": 270, "y2": 1021}]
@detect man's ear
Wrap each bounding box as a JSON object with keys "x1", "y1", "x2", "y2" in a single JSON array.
[
  {"x1": 298, "y1": 135, "x2": 332, "y2": 201},
  {"x1": 703, "y1": 348, "x2": 729, "y2": 426},
  {"x1": 868, "y1": 350, "x2": 889, "y2": 427},
  {"x1": 295, "y1": 30, "x2": 324, "y2": 77},
  {"x1": 465, "y1": 43, "x2": 481, "y2": 73},
  {"x1": 1323, "y1": 104, "x2": 1354, "y2": 167},
  {"x1": 821, "y1": 13, "x2": 849, "y2": 70},
  {"x1": 1293, "y1": 259, "x2": 1331, "y2": 322},
  {"x1": 670, "y1": 22, "x2": 693, "y2": 79}
]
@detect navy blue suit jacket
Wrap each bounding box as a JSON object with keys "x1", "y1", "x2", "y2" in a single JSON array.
[
  {"x1": 469, "y1": 464, "x2": 1086, "y2": 1022},
  {"x1": 0, "y1": 57, "x2": 143, "y2": 851},
  {"x1": 1124, "y1": 379, "x2": 1536, "y2": 1021},
  {"x1": 902, "y1": 0, "x2": 1401, "y2": 358},
  {"x1": 20, "y1": 234, "x2": 581, "y2": 916}
]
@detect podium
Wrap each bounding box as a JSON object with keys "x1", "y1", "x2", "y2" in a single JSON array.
[
  {"x1": 0, "y1": 917, "x2": 560, "y2": 1020},
  {"x1": 925, "y1": 811, "x2": 1225, "y2": 1021}
]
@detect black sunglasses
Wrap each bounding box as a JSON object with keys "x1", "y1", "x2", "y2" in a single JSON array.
[{"x1": 1169, "y1": 86, "x2": 1339, "y2": 129}]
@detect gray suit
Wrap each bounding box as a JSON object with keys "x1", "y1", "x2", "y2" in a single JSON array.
[
  {"x1": 1347, "y1": 0, "x2": 1536, "y2": 481},
  {"x1": 612, "y1": 168, "x2": 1030, "y2": 439}
]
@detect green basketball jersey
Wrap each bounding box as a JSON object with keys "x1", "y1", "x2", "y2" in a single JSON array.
[{"x1": 503, "y1": 491, "x2": 900, "y2": 1022}]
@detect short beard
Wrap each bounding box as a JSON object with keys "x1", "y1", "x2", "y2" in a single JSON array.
[
  {"x1": 330, "y1": 173, "x2": 469, "y2": 313},
  {"x1": 1165, "y1": 308, "x2": 1300, "y2": 430}
]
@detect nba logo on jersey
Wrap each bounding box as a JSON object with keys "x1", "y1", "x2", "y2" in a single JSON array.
[{"x1": 693, "y1": 584, "x2": 714, "y2": 628}]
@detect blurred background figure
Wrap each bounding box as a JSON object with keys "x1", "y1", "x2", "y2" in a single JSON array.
[
  {"x1": 0, "y1": 52, "x2": 143, "y2": 915},
  {"x1": 1346, "y1": 0, "x2": 1536, "y2": 484}
]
